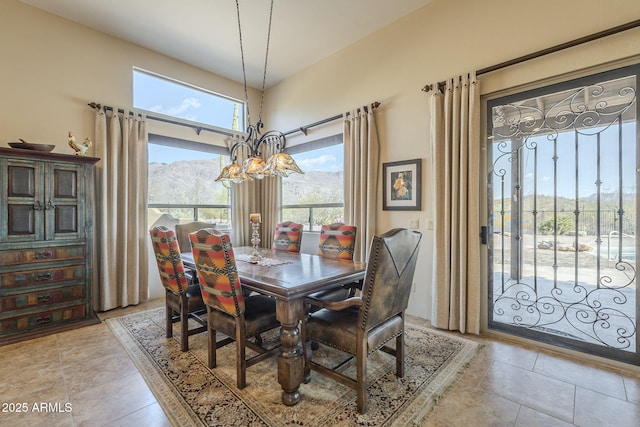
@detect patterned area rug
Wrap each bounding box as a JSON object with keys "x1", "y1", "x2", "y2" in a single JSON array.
[{"x1": 106, "y1": 308, "x2": 478, "y2": 426}]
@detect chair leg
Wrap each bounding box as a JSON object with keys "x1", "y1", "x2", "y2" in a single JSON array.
[
  {"x1": 207, "y1": 309, "x2": 217, "y2": 369},
  {"x1": 356, "y1": 336, "x2": 367, "y2": 414},
  {"x1": 165, "y1": 300, "x2": 173, "y2": 339},
  {"x1": 236, "y1": 318, "x2": 247, "y2": 389},
  {"x1": 301, "y1": 319, "x2": 311, "y2": 383},
  {"x1": 180, "y1": 296, "x2": 189, "y2": 352},
  {"x1": 396, "y1": 333, "x2": 405, "y2": 378}
]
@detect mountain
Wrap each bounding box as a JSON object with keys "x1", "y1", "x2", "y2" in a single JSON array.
[{"x1": 148, "y1": 159, "x2": 343, "y2": 205}]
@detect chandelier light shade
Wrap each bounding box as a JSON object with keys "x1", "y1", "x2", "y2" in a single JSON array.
[{"x1": 215, "y1": 0, "x2": 304, "y2": 183}]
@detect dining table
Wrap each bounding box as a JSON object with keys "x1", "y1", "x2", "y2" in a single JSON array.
[{"x1": 181, "y1": 246, "x2": 366, "y2": 406}]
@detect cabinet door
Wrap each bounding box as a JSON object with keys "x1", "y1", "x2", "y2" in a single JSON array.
[
  {"x1": 2, "y1": 159, "x2": 45, "y2": 242},
  {"x1": 45, "y1": 163, "x2": 85, "y2": 240}
]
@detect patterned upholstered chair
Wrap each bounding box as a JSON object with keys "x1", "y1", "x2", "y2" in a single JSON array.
[
  {"x1": 189, "y1": 228, "x2": 281, "y2": 389},
  {"x1": 150, "y1": 226, "x2": 207, "y2": 352},
  {"x1": 317, "y1": 223, "x2": 357, "y2": 260},
  {"x1": 304, "y1": 228, "x2": 422, "y2": 413},
  {"x1": 175, "y1": 220, "x2": 215, "y2": 254},
  {"x1": 272, "y1": 221, "x2": 303, "y2": 253},
  {"x1": 308, "y1": 223, "x2": 359, "y2": 303}
]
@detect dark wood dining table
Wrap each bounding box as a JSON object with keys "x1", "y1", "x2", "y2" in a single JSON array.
[{"x1": 181, "y1": 246, "x2": 366, "y2": 406}]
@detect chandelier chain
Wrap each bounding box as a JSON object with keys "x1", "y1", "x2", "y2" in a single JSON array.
[
  {"x1": 259, "y1": 0, "x2": 274, "y2": 124},
  {"x1": 235, "y1": 0, "x2": 274, "y2": 129},
  {"x1": 235, "y1": 0, "x2": 251, "y2": 127}
]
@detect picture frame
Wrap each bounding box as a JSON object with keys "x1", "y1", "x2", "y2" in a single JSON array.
[{"x1": 382, "y1": 158, "x2": 421, "y2": 211}]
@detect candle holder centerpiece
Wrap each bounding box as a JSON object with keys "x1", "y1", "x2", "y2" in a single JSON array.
[{"x1": 249, "y1": 213, "x2": 262, "y2": 263}]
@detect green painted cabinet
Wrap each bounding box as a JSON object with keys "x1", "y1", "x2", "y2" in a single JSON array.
[{"x1": 0, "y1": 147, "x2": 99, "y2": 343}]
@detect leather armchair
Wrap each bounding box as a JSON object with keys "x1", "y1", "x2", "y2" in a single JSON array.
[{"x1": 304, "y1": 228, "x2": 422, "y2": 413}]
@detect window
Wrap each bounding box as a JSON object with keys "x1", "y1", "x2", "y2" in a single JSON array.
[
  {"x1": 281, "y1": 134, "x2": 344, "y2": 231},
  {"x1": 148, "y1": 135, "x2": 231, "y2": 228},
  {"x1": 133, "y1": 68, "x2": 244, "y2": 131},
  {"x1": 134, "y1": 69, "x2": 235, "y2": 229}
]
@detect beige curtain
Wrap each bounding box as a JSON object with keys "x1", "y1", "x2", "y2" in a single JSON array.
[
  {"x1": 344, "y1": 105, "x2": 379, "y2": 262},
  {"x1": 94, "y1": 108, "x2": 149, "y2": 311},
  {"x1": 429, "y1": 73, "x2": 481, "y2": 334},
  {"x1": 259, "y1": 142, "x2": 281, "y2": 249}
]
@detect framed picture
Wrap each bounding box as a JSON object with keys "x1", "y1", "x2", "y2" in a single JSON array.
[{"x1": 383, "y1": 158, "x2": 421, "y2": 211}]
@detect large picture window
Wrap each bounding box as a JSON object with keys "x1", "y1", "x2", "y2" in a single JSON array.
[
  {"x1": 134, "y1": 69, "x2": 235, "y2": 230},
  {"x1": 281, "y1": 134, "x2": 344, "y2": 231}
]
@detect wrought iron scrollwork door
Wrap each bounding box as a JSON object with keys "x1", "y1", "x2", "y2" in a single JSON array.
[{"x1": 487, "y1": 64, "x2": 639, "y2": 364}]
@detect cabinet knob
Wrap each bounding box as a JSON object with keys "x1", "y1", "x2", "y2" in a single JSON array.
[
  {"x1": 37, "y1": 294, "x2": 53, "y2": 303},
  {"x1": 36, "y1": 315, "x2": 52, "y2": 324},
  {"x1": 33, "y1": 201, "x2": 44, "y2": 211},
  {"x1": 35, "y1": 250, "x2": 54, "y2": 259},
  {"x1": 34, "y1": 272, "x2": 54, "y2": 281},
  {"x1": 45, "y1": 200, "x2": 56, "y2": 210}
]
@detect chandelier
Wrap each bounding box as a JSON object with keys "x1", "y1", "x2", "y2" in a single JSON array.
[{"x1": 215, "y1": 0, "x2": 303, "y2": 183}]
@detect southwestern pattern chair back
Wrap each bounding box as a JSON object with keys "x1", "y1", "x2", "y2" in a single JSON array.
[
  {"x1": 189, "y1": 228, "x2": 280, "y2": 389},
  {"x1": 317, "y1": 223, "x2": 357, "y2": 260},
  {"x1": 272, "y1": 221, "x2": 303, "y2": 253},
  {"x1": 304, "y1": 228, "x2": 422, "y2": 413},
  {"x1": 149, "y1": 226, "x2": 206, "y2": 352}
]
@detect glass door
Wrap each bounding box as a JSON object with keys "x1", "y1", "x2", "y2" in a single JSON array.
[{"x1": 487, "y1": 64, "x2": 639, "y2": 364}]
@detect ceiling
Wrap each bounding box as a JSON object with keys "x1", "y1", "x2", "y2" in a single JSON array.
[{"x1": 21, "y1": 0, "x2": 433, "y2": 89}]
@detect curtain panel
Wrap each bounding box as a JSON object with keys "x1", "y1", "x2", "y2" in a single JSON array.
[
  {"x1": 94, "y1": 109, "x2": 149, "y2": 311},
  {"x1": 429, "y1": 73, "x2": 481, "y2": 334},
  {"x1": 344, "y1": 106, "x2": 379, "y2": 262}
]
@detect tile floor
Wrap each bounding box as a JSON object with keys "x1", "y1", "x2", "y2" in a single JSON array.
[{"x1": 1, "y1": 299, "x2": 639, "y2": 426}]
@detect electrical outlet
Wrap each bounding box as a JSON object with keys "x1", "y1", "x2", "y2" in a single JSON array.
[
  {"x1": 426, "y1": 219, "x2": 434, "y2": 230},
  {"x1": 412, "y1": 282, "x2": 416, "y2": 292},
  {"x1": 409, "y1": 219, "x2": 419, "y2": 229}
]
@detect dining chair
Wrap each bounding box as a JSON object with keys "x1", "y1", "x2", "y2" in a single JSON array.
[
  {"x1": 149, "y1": 226, "x2": 207, "y2": 352},
  {"x1": 317, "y1": 222, "x2": 357, "y2": 260},
  {"x1": 272, "y1": 221, "x2": 303, "y2": 253},
  {"x1": 307, "y1": 223, "x2": 359, "y2": 304},
  {"x1": 304, "y1": 228, "x2": 422, "y2": 413},
  {"x1": 175, "y1": 220, "x2": 215, "y2": 254},
  {"x1": 189, "y1": 228, "x2": 281, "y2": 389}
]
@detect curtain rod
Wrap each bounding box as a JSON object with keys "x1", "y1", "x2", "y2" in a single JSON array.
[
  {"x1": 87, "y1": 102, "x2": 236, "y2": 137},
  {"x1": 283, "y1": 101, "x2": 380, "y2": 136},
  {"x1": 421, "y1": 18, "x2": 640, "y2": 92},
  {"x1": 89, "y1": 100, "x2": 380, "y2": 138}
]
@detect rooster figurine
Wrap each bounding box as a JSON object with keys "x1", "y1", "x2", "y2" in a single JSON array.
[{"x1": 68, "y1": 131, "x2": 92, "y2": 156}]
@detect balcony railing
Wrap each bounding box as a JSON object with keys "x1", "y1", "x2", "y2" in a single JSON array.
[
  {"x1": 282, "y1": 203, "x2": 344, "y2": 231},
  {"x1": 148, "y1": 202, "x2": 344, "y2": 232},
  {"x1": 148, "y1": 204, "x2": 232, "y2": 229}
]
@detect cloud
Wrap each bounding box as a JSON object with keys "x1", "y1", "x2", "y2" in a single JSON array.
[{"x1": 148, "y1": 97, "x2": 202, "y2": 116}]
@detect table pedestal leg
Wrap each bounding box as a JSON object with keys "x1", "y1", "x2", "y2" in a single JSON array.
[{"x1": 276, "y1": 298, "x2": 304, "y2": 406}]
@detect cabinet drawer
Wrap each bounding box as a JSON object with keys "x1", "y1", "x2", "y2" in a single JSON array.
[
  {"x1": 0, "y1": 245, "x2": 85, "y2": 266},
  {"x1": 0, "y1": 265, "x2": 85, "y2": 289},
  {"x1": 0, "y1": 304, "x2": 86, "y2": 335},
  {"x1": 1, "y1": 285, "x2": 86, "y2": 311}
]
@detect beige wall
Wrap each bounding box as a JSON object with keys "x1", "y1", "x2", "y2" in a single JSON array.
[
  {"x1": 0, "y1": 0, "x2": 260, "y2": 153},
  {"x1": 2, "y1": 0, "x2": 640, "y2": 318},
  {"x1": 264, "y1": 0, "x2": 640, "y2": 319}
]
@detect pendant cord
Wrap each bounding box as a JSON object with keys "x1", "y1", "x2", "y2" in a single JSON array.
[
  {"x1": 235, "y1": 0, "x2": 251, "y2": 128},
  {"x1": 258, "y1": 0, "x2": 274, "y2": 125},
  {"x1": 235, "y1": 0, "x2": 274, "y2": 130}
]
